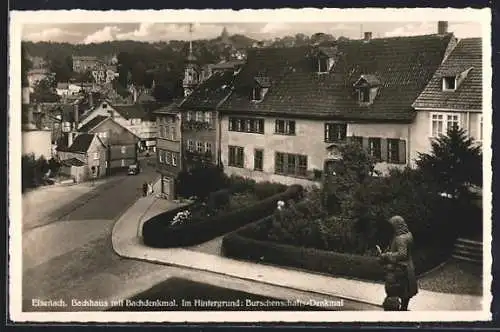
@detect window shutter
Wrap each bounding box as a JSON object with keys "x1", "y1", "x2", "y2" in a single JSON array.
[
  {"x1": 380, "y1": 138, "x2": 388, "y2": 162},
  {"x1": 398, "y1": 140, "x2": 407, "y2": 164}
]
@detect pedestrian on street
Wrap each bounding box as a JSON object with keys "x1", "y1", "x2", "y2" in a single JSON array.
[
  {"x1": 378, "y1": 215, "x2": 418, "y2": 311},
  {"x1": 142, "y1": 182, "x2": 148, "y2": 197}
]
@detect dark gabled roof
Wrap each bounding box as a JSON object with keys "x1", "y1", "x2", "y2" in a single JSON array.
[
  {"x1": 66, "y1": 133, "x2": 96, "y2": 153},
  {"x1": 180, "y1": 70, "x2": 236, "y2": 110},
  {"x1": 210, "y1": 60, "x2": 245, "y2": 70},
  {"x1": 61, "y1": 158, "x2": 86, "y2": 167},
  {"x1": 413, "y1": 38, "x2": 482, "y2": 110},
  {"x1": 220, "y1": 34, "x2": 454, "y2": 122},
  {"x1": 112, "y1": 103, "x2": 158, "y2": 120},
  {"x1": 78, "y1": 115, "x2": 109, "y2": 132},
  {"x1": 154, "y1": 98, "x2": 183, "y2": 115}
]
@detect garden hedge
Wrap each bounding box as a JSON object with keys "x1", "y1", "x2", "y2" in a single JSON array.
[
  {"x1": 142, "y1": 184, "x2": 303, "y2": 248},
  {"x1": 221, "y1": 216, "x2": 456, "y2": 282}
]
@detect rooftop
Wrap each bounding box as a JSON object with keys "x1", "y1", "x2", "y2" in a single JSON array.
[
  {"x1": 412, "y1": 38, "x2": 482, "y2": 111},
  {"x1": 180, "y1": 70, "x2": 236, "y2": 110},
  {"x1": 219, "y1": 33, "x2": 455, "y2": 122}
]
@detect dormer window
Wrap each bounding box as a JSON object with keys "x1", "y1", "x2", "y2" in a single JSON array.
[
  {"x1": 358, "y1": 87, "x2": 370, "y2": 103},
  {"x1": 252, "y1": 76, "x2": 271, "y2": 102},
  {"x1": 252, "y1": 86, "x2": 268, "y2": 102},
  {"x1": 353, "y1": 74, "x2": 381, "y2": 106},
  {"x1": 318, "y1": 57, "x2": 334, "y2": 74},
  {"x1": 442, "y1": 76, "x2": 456, "y2": 91},
  {"x1": 441, "y1": 67, "x2": 473, "y2": 92}
]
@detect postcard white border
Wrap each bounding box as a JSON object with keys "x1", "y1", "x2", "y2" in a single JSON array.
[{"x1": 9, "y1": 7, "x2": 493, "y2": 323}]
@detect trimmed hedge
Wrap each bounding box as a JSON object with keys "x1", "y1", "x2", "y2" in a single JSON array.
[
  {"x1": 142, "y1": 184, "x2": 303, "y2": 248},
  {"x1": 221, "y1": 215, "x2": 455, "y2": 282}
]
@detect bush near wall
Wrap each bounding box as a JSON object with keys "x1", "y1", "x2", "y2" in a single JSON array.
[
  {"x1": 221, "y1": 215, "x2": 455, "y2": 282},
  {"x1": 142, "y1": 184, "x2": 303, "y2": 248}
]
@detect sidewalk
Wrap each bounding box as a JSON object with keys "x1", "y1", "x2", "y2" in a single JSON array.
[{"x1": 112, "y1": 197, "x2": 484, "y2": 311}]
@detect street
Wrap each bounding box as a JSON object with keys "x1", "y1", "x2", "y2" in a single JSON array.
[
  {"x1": 21, "y1": 160, "x2": 376, "y2": 313},
  {"x1": 22, "y1": 161, "x2": 170, "y2": 311}
]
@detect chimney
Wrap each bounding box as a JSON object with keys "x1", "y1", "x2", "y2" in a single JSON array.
[
  {"x1": 67, "y1": 132, "x2": 74, "y2": 148},
  {"x1": 133, "y1": 87, "x2": 138, "y2": 103},
  {"x1": 74, "y1": 103, "x2": 79, "y2": 129},
  {"x1": 22, "y1": 87, "x2": 30, "y2": 105},
  {"x1": 364, "y1": 32, "x2": 372, "y2": 42},
  {"x1": 438, "y1": 21, "x2": 448, "y2": 35},
  {"x1": 88, "y1": 92, "x2": 94, "y2": 107}
]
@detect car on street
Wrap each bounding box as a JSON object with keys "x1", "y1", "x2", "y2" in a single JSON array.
[{"x1": 128, "y1": 164, "x2": 140, "y2": 175}]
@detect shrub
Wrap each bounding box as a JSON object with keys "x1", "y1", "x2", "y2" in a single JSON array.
[
  {"x1": 142, "y1": 185, "x2": 302, "y2": 248},
  {"x1": 222, "y1": 215, "x2": 455, "y2": 281},
  {"x1": 253, "y1": 181, "x2": 288, "y2": 200},
  {"x1": 22, "y1": 153, "x2": 50, "y2": 192},
  {"x1": 207, "y1": 188, "x2": 231, "y2": 212},
  {"x1": 176, "y1": 163, "x2": 228, "y2": 200},
  {"x1": 228, "y1": 175, "x2": 256, "y2": 193}
]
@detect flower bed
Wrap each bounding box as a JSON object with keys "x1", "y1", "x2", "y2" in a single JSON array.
[
  {"x1": 221, "y1": 214, "x2": 455, "y2": 282},
  {"x1": 141, "y1": 184, "x2": 303, "y2": 248}
]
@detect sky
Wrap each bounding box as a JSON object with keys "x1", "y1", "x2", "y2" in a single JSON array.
[{"x1": 21, "y1": 21, "x2": 482, "y2": 44}]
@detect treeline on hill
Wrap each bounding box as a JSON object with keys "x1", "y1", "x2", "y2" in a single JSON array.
[{"x1": 22, "y1": 32, "x2": 344, "y2": 102}]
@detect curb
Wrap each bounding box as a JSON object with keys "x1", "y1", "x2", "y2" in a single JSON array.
[{"x1": 111, "y1": 211, "x2": 383, "y2": 309}]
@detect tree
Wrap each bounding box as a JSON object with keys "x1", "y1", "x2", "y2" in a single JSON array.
[
  {"x1": 49, "y1": 55, "x2": 73, "y2": 82},
  {"x1": 31, "y1": 76, "x2": 60, "y2": 103},
  {"x1": 322, "y1": 141, "x2": 376, "y2": 214},
  {"x1": 416, "y1": 125, "x2": 482, "y2": 199}
]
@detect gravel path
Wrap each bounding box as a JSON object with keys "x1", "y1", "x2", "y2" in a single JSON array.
[{"x1": 417, "y1": 259, "x2": 483, "y2": 295}]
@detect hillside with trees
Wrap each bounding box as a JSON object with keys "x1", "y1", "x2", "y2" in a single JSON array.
[{"x1": 22, "y1": 31, "x2": 341, "y2": 103}]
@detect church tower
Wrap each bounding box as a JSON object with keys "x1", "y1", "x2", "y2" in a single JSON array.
[{"x1": 183, "y1": 23, "x2": 199, "y2": 97}]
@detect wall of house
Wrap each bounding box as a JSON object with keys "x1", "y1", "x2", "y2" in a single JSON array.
[
  {"x1": 410, "y1": 110, "x2": 482, "y2": 167},
  {"x1": 60, "y1": 165, "x2": 87, "y2": 183},
  {"x1": 108, "y1": 144, "x2": 137, "y2": 169},
  {"x1": 348, "y1": 122, "x2": 410, "y2": 174},
  {"x1": 22, "y1": 130, "x2": 52, "y2": 160},
  {"x1": 91, "y1": 118, "x2": 138, "y2": 146},
  {"x1": 221, "y1": 116, "x2": 326, "y2": 186},
  {"x1": 156, "y1": 113, "x2": 183, "y2": 180},
  {"x1": 182, "y1": 125, "x2": 217, "y2": 164},
  {"x1": 86, "y1": 137, "x2": 107, "y2": 178},
  {"x1": 220, "y1": 115, "x2": 413, "y2": 185}
]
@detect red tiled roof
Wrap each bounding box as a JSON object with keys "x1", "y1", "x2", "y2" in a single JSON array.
[
  {"x1": 413, "y1": 38, "x2": 482, "y2": 110},
  {"x1": 220, "y1": 34, "x2": 455, "y2": 122}
]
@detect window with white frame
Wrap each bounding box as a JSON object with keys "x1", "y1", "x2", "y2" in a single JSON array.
[
  {"x1": 187, "y1": 140, "x2": 194, "y2": 151},
  {"x1": 196, "y1": 111, "x2": 203, "y2": 122},
  {"x1": 170, "y1": 125, "x2": 176, "y2": 141},
  {"x1": 93, "y1": 152, "x2": 99, "y2": 160},
  {"x1": 205, "y1": 142, "x2": 212, "y2": 154},
  {"x1": 204, "y1": 111, "x2": 212, "y2": 124},
  {"x1": 158, "y1": 150, "x2": 163, "y2": 163},
  {"x1": 121, "y1": 146, "x2": 127, "y2": 154},
  {"x1": 196, "y1": 141, "x2": 204, "y2": 153},
  {"x1": 121, "y1": 159, "x2": 126, "y2": 167},
  {"x1": 172, "y1": 153, "x2": 177, "y2": 166},
  {"x1": 165, "y1": 151, "x2": 172, "y2": 165},
  {"x1": 430, "y1": 113, "x2": 461, "y2": 137},
  {"x1": 187, "y1": 111, "x2": 193, "y2": 121}
]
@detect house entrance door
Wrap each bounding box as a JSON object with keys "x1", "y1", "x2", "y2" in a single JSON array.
[{"x1": 162, "y1": 177, "x2": 172, "y2": 199}]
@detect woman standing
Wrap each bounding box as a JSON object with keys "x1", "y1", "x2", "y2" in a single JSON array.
[{"x1": 379, "y1": 215, "x2": 418, "y2": 311}]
